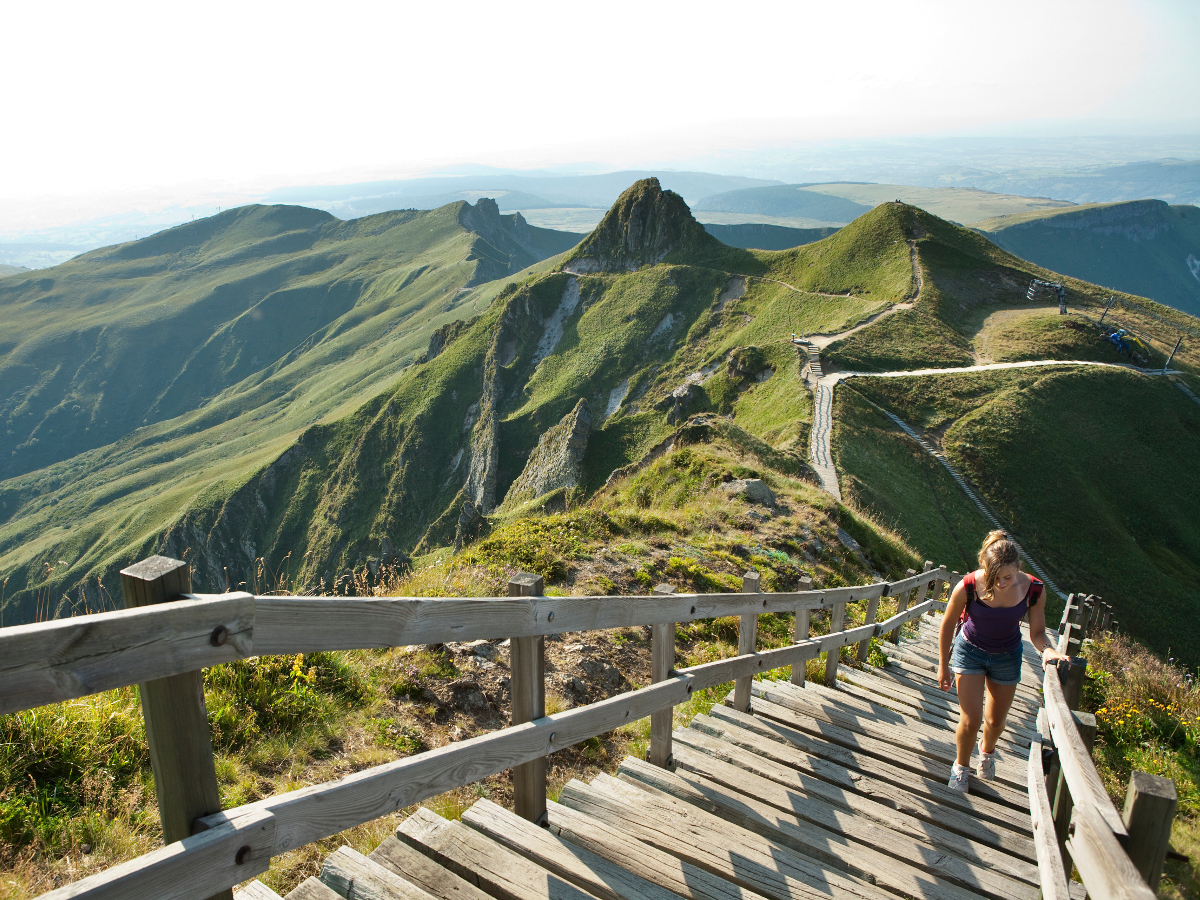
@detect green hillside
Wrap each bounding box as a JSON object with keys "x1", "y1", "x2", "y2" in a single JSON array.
[
  {"x1": 975, "y1": 199, "x2": 1200, "y2": 319},
  {"x1": 0, "y1": 201, "x2": 577, "y2": 481},
  {"x1": 840, "y1": 368, "x2": 1200, "y2": 665},
  {"x1": 702, "y1": 223, "x2": 837, "y2": 250},
  {"x1": 823, "y1": 203, "x2": 1200, "y2": 375},
  {"x1": 0, "y1": 179, "x2": 915, "y2": 621}
]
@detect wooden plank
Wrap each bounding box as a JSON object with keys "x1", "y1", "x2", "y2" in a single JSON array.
[
  {"x1": 688, "y1": 711, "x2": 1035, "y2": 843},
  {"x1": 858, "y1": 664, "x2": 1041, "y2": 726},
  {"x1": 558, "y1": 776, "x2": 899, "y2": 900},
  {"x1": 462, "y1": 798, "x2": 685, "y2": 900},
  {"x1": 319, "y1": 845, "x2": 440, "y2": 900},
  {"x1": 120, "y1": 556, "x2": 230, "y2": 900},
  {"x1": 510, "y1": 573, "x2": 547, "y2": 825},
  {"x1": 1043, "y1": 666, "x2": 1128, "y2": 839},
  {"x1": 732, "y1": 572, "x2": 761, "y2": 712},
  {"x1": 370, "y1": 836, "x2": 492, "y2": 900},
  {"x1": 653, "y1": 741, "x2": 1039, "y2": 885},
  {"x1": 547, "y1": 799, "x2": 772, "y2": 900},
  {"x1": 648, "y1": 583, "x2": 677, "y2": 768},
  {"x1": 1028, "y1": 740, "x2": 1072, "y2": 900},
  {"x1": 824, "y1": 600, "x2": 847, "y2": 686},
  {"x1": 33, "y1": 810, "x2": 274, "y2": 900},
  {"x1": 397, "y1": 808, "x2": 601, "y2": 900},
  {"x1": 618, "y1": 754, "x2": 1030, "y2": 900},
  {"x1": 0, "y1": 593, "x2": 254, "y2": 715},
  {"x1": 841, "y1": 666, "x2": 1039, "y2": 733},
  {"x1": 234, "y1": 882, "x2": 283, "y2": 900},
  {"x1": 287, "y1": 878, "x2": 343, "y2": 900},
  {"x1": 250, "y1": 580, "x2": 909, "y2": 654},
  {"x1": 872, "y1": 599, "x2": 936, "y2": 643},
  {"x1": 1067, "y1": 801, "x2": 1156, "y2": 900}
]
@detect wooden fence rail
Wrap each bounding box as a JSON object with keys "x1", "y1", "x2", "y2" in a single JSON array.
[
  {"x1": 1033, "y1": 614, "x2": 1177, "y2": 900},
  {"x1": 11, "y1": 556, "x2": 948, "y2": 900}
]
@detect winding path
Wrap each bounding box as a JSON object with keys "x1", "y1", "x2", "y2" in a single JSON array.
[{"x1": 800, "y1": 342, "x2": 1184, "y2": 597}]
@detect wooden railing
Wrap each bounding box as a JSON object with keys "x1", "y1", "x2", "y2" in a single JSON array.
[
  {"x1": 2, "y1": 555, "x2": 949, "y2": 900},
  {"x1": 1031, "y1": 593, "x2": 1178, "y2": 900}
]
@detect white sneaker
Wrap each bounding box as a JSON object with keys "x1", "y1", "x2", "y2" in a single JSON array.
[
  {"x1": 977, "y1": 743, "x2": 996, "y2": 781},
  {"x1": 948, "y1": 763, "x2": 970, "y2": 793}
]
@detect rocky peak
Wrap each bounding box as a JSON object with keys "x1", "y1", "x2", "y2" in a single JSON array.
[
  {"x1": 500, "y1": 399, "x2": 592, "y2": 509},
  {"x1": 566, "y1": 178, "x2": 718, "y2": 272}
]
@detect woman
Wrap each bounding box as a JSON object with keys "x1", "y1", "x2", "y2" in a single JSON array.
[{"x1": 937, "y1": 531, "x2": 1069, "y2": 792}]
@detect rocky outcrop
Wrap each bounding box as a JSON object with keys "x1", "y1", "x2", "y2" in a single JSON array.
[
  {"x1": 565, "y1": 178, "x2": 722, "y2": 272},
  {"x1": 458, "y1": 199, "x2": 580, "y2": 285},
  {"x1": 501, "y1": 399, "x2": 592, "y2": 508},
  {"x1": 721, "y1": 478, "x2": 777, "y2": 507}
]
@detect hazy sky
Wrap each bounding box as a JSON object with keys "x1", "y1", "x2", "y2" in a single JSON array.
[{"x1": 2, "y1": 0, "x2": 1197, "y2": 206}]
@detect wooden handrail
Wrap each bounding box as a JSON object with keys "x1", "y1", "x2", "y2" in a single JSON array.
[
  {"x1": 1027, "y1": 738, "x2": 1071, "y2": 900},
  {"x1": 0, "y1": 572, "x2": 946, "y2": 715},
  {"x1": 18, "y1": 565, "x2": 944, "y2": 900}
]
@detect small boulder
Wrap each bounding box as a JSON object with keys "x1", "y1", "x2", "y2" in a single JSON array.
[{"x1": 722, "y1": 478, "x2": 776, "y2": 507}]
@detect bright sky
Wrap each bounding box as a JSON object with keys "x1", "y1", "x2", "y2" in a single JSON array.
[{"x1": 2, "y1": 0, "x2": 1197, "y2": 205}]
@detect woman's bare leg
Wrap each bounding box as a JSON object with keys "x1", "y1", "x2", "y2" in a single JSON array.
[
  {"x1": 981, "y1": 680, "x2": 1018, "y2": 753},
  {"x1": 954, "y1": 673, "x2": 985, "y2": 766}
]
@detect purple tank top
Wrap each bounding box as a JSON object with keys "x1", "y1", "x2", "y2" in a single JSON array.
[{"x1": 960, "y1": 572, "x2": 1035, "y2": 654}]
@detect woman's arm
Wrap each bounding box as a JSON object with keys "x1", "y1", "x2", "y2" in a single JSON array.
[
  {"x1": 938, "y1": 579, "x2": 969, "y2": 691},
  {"x1": 1027, "y1": 595, "x2": 1070, "y2": 666}
]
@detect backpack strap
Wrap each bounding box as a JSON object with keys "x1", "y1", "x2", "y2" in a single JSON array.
[
  {"x1": 1027, "y1": 576, "x2": 1043, "y2": 607},
  {"x1": 957, "y1": 571, "x2": 976, "y2": 630}
]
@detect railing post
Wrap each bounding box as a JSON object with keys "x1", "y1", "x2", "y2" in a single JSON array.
[
  {"x1": 792, "y1": 575, "x2": 813, "y2": 686},
  {"x1": 509, "y1": 572, "x2": 546, "y2": 826},
  {"x1": 648, "y1": 583, "x2": 677, "y2": 769},
  {"x1": 732, "y1": 570, "x2": 761, "y2": 712},
  {"x1": 890, "y1": 562, "x2": 929, "y2": 644},
  {"x1": 121, "y1": 556, "x2": 233, "y2": 900},
  {"x1": 1069, "y1": 598, "x2": 1092, "y2": 656},
  {"x1": 824, "y1": 593, "x2": 847, "y2": 687},
  {"x1": 1122, "y1": 772, "x2": 1178, "y2": 891},
  {"x1": 1058, "y1": 593, "x2": 1075, "y2": 635},
  {"x1": 1059, "y1": 602, "x2": 1082, "y2": 655},
  {"x1": 856, "y1": 580, "x2": 884, "y2": 662}
]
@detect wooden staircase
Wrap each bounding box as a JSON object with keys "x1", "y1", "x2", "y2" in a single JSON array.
[{"x1": 238, "y1": 617, "x2": 1082, "y2": 900}]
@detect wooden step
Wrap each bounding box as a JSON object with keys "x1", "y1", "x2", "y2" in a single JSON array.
[
  {"x1": 287, "y1": 878, "x2": 344, "y2": 900},
  {"x1": 860, "y1": 664, "x2": 1041, "y2": 725},
  {"x1": 688, "y1": 712, "x2": 1034, "y2": 842},
  {"x1": 369, "y1": 835, "x2": 492, "y2": 900},
  {"x1": 547, "y1": 797, "x2": 771, "y2": 900},
  {"x1": 749, "y1": 681, "x2": 1029, "y2": 788},
  {"x1": 656, "y1": 740, "x2": 1038, "y2": 881},
  {"x1": 237, "y1": 882, "x2": 284, "y2": 900},
  {"x1": 461, "y1": 797, "x2": 683, "y2": 900},
  {"x1": 320, "y1": 845, "x2": 439, "y2": 900},
  {"x1": 707, "y1": 702, "x2": 1030, "y2": 813},
  {"x1": 397, "y1": 807, "x2": 602, "y2": 900},
  {"x1": 618, "y1": 755, "x2": 1032, "y2": 900},
  {"x1": 558, "y1": 776, "x2": 902, "y2": 900}
]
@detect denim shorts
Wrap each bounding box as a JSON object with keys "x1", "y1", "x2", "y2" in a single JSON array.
[{"x1": 949, "y1": 633, "x2": 1023, "y2": 685}]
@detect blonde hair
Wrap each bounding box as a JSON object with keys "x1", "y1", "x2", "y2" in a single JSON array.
[{"x1": 978, "y1": 530, "x2": 1020, "y2": 602}]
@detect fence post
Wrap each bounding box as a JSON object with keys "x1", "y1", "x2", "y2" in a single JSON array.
[
  {"x1": 732, "y1": 571, "x2": 761, "y2": 712},
  {"x1": 891, "y1": 562, "x2": 930, "y2": 644},
  {"x1": 509, "y1": 572, "x2": 546, "y2": 826},
  {"x1": 792, "y1": 575, "x2": 813, "y2": 686},
  {"x1": 824, "y1": 594, "x2": 847, "y2": 688},
  {"x1": 1122, "y1": 772, "x2": 1178, "y2": 891},
  {"x1": 648, "y1": 583, "x2": 677, "y2": 769},
  {"x1": 1069, "y1": 597, "x2": 1093, "y2": 656},
  {"x1": 121, "y1": 556, "x2": 233, "y2": 900},
  {"x1": 856, "y1": 580, "x2": 884, "y2": 662},
  {"x1": 1059, "y1": 602, "x2": 1082, "y2": 654}
]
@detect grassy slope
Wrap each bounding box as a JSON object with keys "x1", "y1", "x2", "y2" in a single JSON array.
[
  {"x1": 850, "y1": 368, "x2": 1200, "y2": 665},
  {"x1": 975, "y1": 200, "x2": 1200, "y2": 319},
  {"x1": 0, "y1": 208, "x2": 578, "y2": 621},
  {"x1": 831, "y1": 385, "x2": 994, "y2": 577},
  {"x1": 825, "y1": 204, "x2": 1200, "y2": 374}
]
